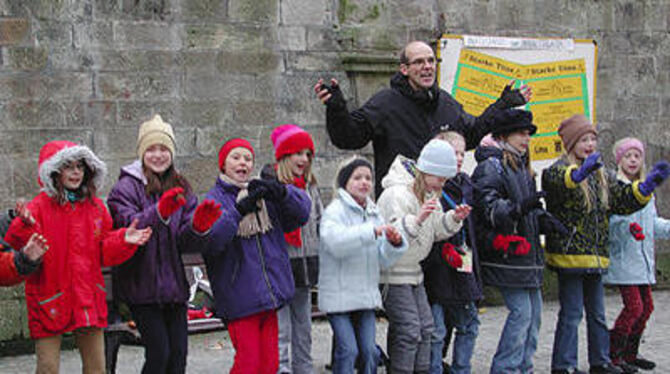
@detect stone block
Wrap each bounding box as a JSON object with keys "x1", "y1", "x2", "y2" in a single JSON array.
[
  {"x1": 32, "y1": 20, "x2": 73, "y2": 49},
  {"x1": 92, "y1": 0, "x2": 123, "y2": 19},
  {"x1": 182, "y1": 23, "x2": 266, "y2": 51},
  {"x1": 114, "y1": 21, "x2": 181, "y2": 50},
  {"x1": 214, "y1": 51, "x2": 282, "y2": 74},
  {"x1": 92, "y1": 126, "x2": 138, "y2": 159},
  {"x1": 336, "y1": 0, "x2": 385, "y2": 25},
  {"x1": 278, "y1": 26, "x2": 306, "y2": 52},
  {"x1": 229, "y1": 0, "x2": 278, "y2": 23},
  {"x1": 179, "y1": 0, "x2": 227, "y2": 22},
  {"x1": 233, "y1": 100, "x2": 277, "y2": 128},
  {"x1": 0, "y1": 299, "x2": 27, "y2": 341},
  {"x1": 80, "y1": 101, "x2": 118, "y2": 129},
  {"x1": 117, "y1": 101, "x2": 179, "y2": 127},
  {"x1": 120, "y1": 0, "x2": 177, "y2": 22},
  {"x1": 341, "y1": 25, "x2": 407, "y2": 51},
  {"x1": 0, "y1": 18, "x2": 29, "y2": 46},
  {"x1": 493, "y1": 0, "x2": 537, "y2": 31},
  {"x1": 614, "y1": 1, "x2": 646, "y2": 31},
  {"x1": 0, "y1": 283, "x2": 23, "y2": 300},
  {"x1": 0, "y1": 129, "x2": 92, "y2": 159},
  {"x1": 179, "y1": 100, "x2": 234, "y2": 130},
  {"x1": 306, "y1": 26, "x2": 342, "y2": 51},
  {"x1": 285, "y1": 51, "x2": 340, "y2": 72},
  {"x1": 49, "y1": 48, "x2": 95, "y2": 72},
  {"x1": 183, "y1": 72, "x2": 255, "y2": 100},
  {"x1": 182, "y1": 50, "x2": 218, "y2": 73},
  {"x1": 2, "y1": 100, "x2": 66, "y2": 129},
  {"x1": 615, "y1": 56, "x2": 658, "y2": 96},
  {"x1": 97, "y1": 72, "x2": 179, "y2": 100},
  {"x1": 614, "y1": 95, "x2": 660, "y2": 124},
  {"x1": 90, "y1": 50, "x2": 183, "y2": 72},
  {"x1": 195, "y1": 124, "x2": 228, "y2": 157},
  {"x1": 281, "y1": 0, "x2": 328, "y2": 25},
  {"x1": 10, "y1": 155, "x2": 39, "y2": 198},
  {"x1": 73, "y1": 21, "x2": 114, "y2": 50},
  {"x1": 175, "y1": 156, "x2": 219, "y2": 196},
  {"x1": 388, "y1": 0, "x2": 436, "y2": 27}
]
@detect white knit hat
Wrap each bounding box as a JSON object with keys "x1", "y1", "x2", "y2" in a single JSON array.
[{"x1": 416, "y1": 139, "x2": 457, "y2": 178}]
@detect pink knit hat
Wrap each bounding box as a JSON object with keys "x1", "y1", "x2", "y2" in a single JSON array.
[
  {"x1": 270, "y1": 124, "x2": 315, "y2": 161},
  {"x1": 613, "y1": 137, "x2": 645, "y2": 164}
]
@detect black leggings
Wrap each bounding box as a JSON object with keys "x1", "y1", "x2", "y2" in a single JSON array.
[{"x1": 130, "y1": 303, "x2": 188, "y2": 374}]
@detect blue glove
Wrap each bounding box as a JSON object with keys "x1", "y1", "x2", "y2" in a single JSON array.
[
  {"x1": 638, "y1": 160, "x2": 670, "y2": 196},
  {"x1": 571, "y1": 152, "x2": 603, "y2": 183}
]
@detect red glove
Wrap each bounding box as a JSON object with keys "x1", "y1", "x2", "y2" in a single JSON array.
[
  {"x1": 193, "y1": 200, "x2": 222, "y2": 233},
  {"x1": 441, "y1": 243, "x2": 463, "y2": 269},
  {"x1": 187, "y1": 307, "x2": 213, "y2": 320},
  {"x1": 492, "y1": 234, "x2": 530, "y2": 255},
  {"x1": 630, "y1": 222, "x2": 646, "y2": 241},
  {"x1": 158, "y1": 187, "x2": 186, "y2": 219}
]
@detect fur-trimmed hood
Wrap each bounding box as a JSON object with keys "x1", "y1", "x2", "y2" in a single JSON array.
[{"x1": 38, "y1": 140, "x2": 107, "y2": 196}]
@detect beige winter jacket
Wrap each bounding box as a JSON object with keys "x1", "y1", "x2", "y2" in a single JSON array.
[{"x1": 377, "y1": 155, "x2": 462, "y2": 285}]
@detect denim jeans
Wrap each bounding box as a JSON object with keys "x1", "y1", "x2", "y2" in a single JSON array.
[
  {"x1": 551, "y1": 273, "x2": 611, "y2": 371},
  {"x1": 383, "y1": 283, "x2": 435, "y2": 373},
  {"x1": 490, "y1": 287, "x2": 542, "y2": 374},
  {"x1": 327, "y1": 309, "x2": 378, "y2": 374},
  {"x1": 430, "y1": 302, "x2": 479, "y2": 374},
  {"x1": 277, "y1": 286, "x2": 314, "y2": 374}
]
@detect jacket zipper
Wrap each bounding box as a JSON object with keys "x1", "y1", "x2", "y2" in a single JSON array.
[{"x1": 255, "y1": 213, "x2": 278, "y2": 308}]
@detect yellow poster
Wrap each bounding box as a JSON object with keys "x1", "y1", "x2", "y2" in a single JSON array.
[{"x1": 452, "y1": 50, "x2": 589, "y2": 160}]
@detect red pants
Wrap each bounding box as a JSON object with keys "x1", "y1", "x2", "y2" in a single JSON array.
[
  {"x1": 227, "y1": 309, "x2": 279, "y2": 374},
  {"x1": 612, "y1": 285, "x2": 654, "y2": 336}
]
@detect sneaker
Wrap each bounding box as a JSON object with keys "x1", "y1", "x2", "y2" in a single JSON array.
[
  {"x1": 630, "y1": 357, "x2": 655, "y2": 371},
  {"x1": 589, "y1": 363, "x2": 624, "y2": 374}
]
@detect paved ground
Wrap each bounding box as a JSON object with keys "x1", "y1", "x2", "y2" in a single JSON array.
[{"x1": 1, "y1": 290, "x2": 669, "y2": 373}]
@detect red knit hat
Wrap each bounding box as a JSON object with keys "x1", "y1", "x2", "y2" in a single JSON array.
[
  {"x1": 218, "y1": 138, "x2": 255, "y2": 171},
  {"x1": 270, "y1": 124, "x2": 315, "y2": 161}
]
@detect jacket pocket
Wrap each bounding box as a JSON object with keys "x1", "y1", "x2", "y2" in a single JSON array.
[
  {"x1": 94, "y1": 283, "x2": 108, "y2": 323},
  {"x1": 28, "y1": 291, "x2": 71, "y2": 333}
]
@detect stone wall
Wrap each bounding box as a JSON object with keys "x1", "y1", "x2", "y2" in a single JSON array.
[{"x1": 0, "y1": 0, "x2": 669, "y2": 343}]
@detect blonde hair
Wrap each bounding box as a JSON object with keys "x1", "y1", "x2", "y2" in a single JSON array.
[
  {"x1": 563, "y1": 152, "x2": 609, "y2": 212},
  {"x1": 498, "y1": 133, "x2": 536, "y2": 178},
  {"x1": 412, "y1": 170, "x2": 431, "y2": 204},
  {"x1": 276, "y1": 151, "x2": 317, "y2": 186},
  {"x1": 434, "y1": 130, "x2": 465, "y2": 146}
]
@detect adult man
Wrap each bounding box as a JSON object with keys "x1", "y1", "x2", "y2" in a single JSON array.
[{"x1": 315, "y1": 41, "x2": 532, "y2": 196}]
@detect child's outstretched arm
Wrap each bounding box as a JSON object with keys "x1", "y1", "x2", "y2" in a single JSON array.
[
  {"x1": 4, "y1": 199, "x2": 41, "y2": 251},
  {"x1": 275, "y1": 184, "x2": 312, "y2": 232}
]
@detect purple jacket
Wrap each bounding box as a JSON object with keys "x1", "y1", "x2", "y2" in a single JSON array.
[
  {"x1": 203, "y1": 177, "x2": 311, "y2": 322},
  {"x1": 107, "y1": 160, "x2": 205, "y2": 305}
]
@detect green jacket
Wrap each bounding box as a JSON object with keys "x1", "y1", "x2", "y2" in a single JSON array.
[{"x1": 541, "y1": 158, "x2": 649, "y2": 273}]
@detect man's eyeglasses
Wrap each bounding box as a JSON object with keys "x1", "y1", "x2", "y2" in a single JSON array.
[{"x1": 406, "y1": 57, "x2": 440, "y2": 67}]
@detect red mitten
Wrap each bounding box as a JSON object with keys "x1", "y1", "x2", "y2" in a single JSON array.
[
  {"x1": 441, "y1": 243, "x2": 463, "y2": 269},
  {"x1": 630, "y1": 222, "x2": 644, "y2": 241},
  {"x1": 492, "y1": 234, "x2": 510, "y2": 253},
  {"x1": 158, "y1": 187, "x2": 186, "y2": 219},
  {"x1": 506, "y1": 235, "x2": 531, "y2": 255},
  {"x1": 193, "y1": 200, "x2": 222, "y2": 233}
]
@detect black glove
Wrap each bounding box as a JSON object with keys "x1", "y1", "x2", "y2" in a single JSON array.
[
  {"x1": 494, "y1": 82, "x2": 527, "y2": 110},
  {"x1": 518, "y1": 191, "x2": 546, "y2": 216},
  {"x1": 539, "y1": 212, "x2": 570, "y2": 237},
  {"x1": 249, "y1": 179, "x2": 286, "y2": 202},
  {"x1": 235, "y1": 190, "x2": 263, "y2": 216},
  {"x1": 321, "y1": 82, "x2": 346, "y2": 109}
]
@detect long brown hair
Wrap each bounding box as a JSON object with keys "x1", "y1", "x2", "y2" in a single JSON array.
[
  {"x1": 143, "y1": 163, "x2": 191, "y2": 196},
  {"x1": 51, "y1": 161, "x2": 97, "y2": 205}
]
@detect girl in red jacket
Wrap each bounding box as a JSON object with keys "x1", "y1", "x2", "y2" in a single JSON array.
[{"x1": 4, "y1": 140, "x2": 152, "y2": 374}]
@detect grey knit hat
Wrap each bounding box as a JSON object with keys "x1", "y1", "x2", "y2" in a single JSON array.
[{"x1": 416, "y1": 139, "x2": 457, "y2": 178}]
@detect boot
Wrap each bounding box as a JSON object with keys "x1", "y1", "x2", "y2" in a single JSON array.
[
  {"x1": 625, "y1": 334, "x2": 656, "y2": 370},
  {"x1": 589, "y1": 363, "x2": 623, "y2": 374}
]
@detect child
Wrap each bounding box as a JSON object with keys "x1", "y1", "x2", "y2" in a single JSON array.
[
  {"x1": 422, "y1": 131, "x2": 482, "y2": 374},
  {"x1": 260, "y1": 124, "x2": 324, "y2": 374},
  {"x1": 604, "y1": 137, "x2": 669, "y2": 371},
  {"x1": 0, "y1": 232, "x2": 48, "y2": 287},
  {"x1": 542, "y1": 115, "x2": 670, "y2": 374},
  {"x1": 319, "y1": 156, "x2": 407, "y2": 373},
  {"x1": 377, "y1": 139, "x2": 470, "y2": 373},
  {"x1": 107, "y1": 114, "x2": 222, "y2": 374},
  {"x1": 4, "y1": 140, "x2": 152, "y2": 373},
  {"x1": 472, "y1": 109, "x2": 565, "y2": 374},
  {"x1": 202, "y1": 138, "x2": 311, "y2": 373}
]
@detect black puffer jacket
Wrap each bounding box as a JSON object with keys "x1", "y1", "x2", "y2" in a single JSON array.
[
  {"x1": 471, "y1": 146, "x2": 544, "y2": 288},
  {"x1": 326, "y1": 72, "x2": 504, "y2": 197},
  {"x1": 422, "y1": 173, "x2": 483, "y2": 306}
]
